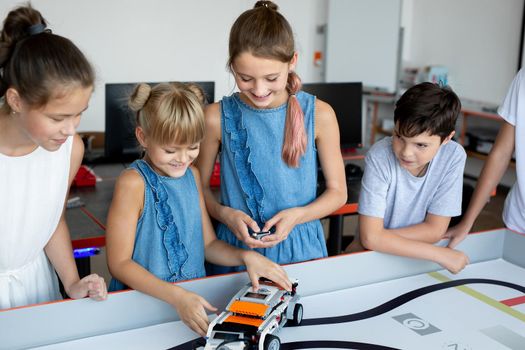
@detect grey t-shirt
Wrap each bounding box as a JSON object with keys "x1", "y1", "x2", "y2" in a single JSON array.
[{"x1": 358, "y1": 137, "x2": 466, "y2": 229}]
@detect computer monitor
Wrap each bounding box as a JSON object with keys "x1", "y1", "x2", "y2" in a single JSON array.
[
  {"x1": 104, "y1": 81, "x2": 215, "y2": 161},
  {"x1": 301, "y1": 82, "x2": 362, "y2": 149}
]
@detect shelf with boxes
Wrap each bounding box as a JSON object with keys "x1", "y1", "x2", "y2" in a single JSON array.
[
  {"x1": 364, "y1": 88, "x2": 396, "y2": 145},
  {"x1": 459, "y1": 103, "x2": 515, "y2": 167}
]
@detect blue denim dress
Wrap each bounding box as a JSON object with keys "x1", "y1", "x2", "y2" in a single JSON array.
[
  {"x1": 211, "y1": 91, "x2": 327, "y2": 273},
  {"x1": 109, "y1": 160, "x2": 206, "y2": 291}
]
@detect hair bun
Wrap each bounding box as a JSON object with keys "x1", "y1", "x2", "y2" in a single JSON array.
[
  {"x1": 185, "y1": 83, "x2": 206, "y2": 105},
  {"x1": 0, "y1": 5, "x2": 47, "y2": 68},
  {"x1": 129, "y1": 83, "x2": 152, "y2": 111},
  {"x1": 27, "y1": 23, "x2": 47, "y2": 36},
  {"x1": 254, "y1": 1, "x2": 278, "y2": 11},
  {"x1": 0, "y1": 42, "x2": 11, "y2": 69}
]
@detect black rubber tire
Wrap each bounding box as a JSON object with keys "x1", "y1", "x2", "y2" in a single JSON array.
[
  {"x1": 292, "y1": 303, "x2": 303, "y2": 326},
  {"x1": 263, "y1": 334, "x2": 281, "y2": 350}
]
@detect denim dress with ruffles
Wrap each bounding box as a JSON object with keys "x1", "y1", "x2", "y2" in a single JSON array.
[
  {"x1": 210, "y1": 91, "x2": 327, "y2": 274},
  {"x1": 109, "y1": 160, "x2": 206, "y2": 291}
]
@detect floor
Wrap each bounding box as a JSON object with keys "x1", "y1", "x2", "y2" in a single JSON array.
[{"x1": 471, "y1": 185, "x2": 508, "y2": 232}]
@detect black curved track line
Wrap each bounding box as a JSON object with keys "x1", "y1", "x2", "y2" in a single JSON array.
[
  {"x1": 281, "y1": 340, "x2": 401, "y2": 350},
  {"x1": 168, "y1": 278, "x2": 525, "y2": 350},
  {"x1": 167, "y1": 338, "x2": 401, "y2": 350},
  {"x1": 167, "y1": 338, "x2": 205, "y2": 350},
  {"x1": 298, "y1": 278, "x2": 525, "y2": 326}
]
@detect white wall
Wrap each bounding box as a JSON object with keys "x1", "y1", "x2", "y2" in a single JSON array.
[
  {"x1": 1, "y1": 0, "x2": 524, "y2": 131},
  {"x1": 325, "y1": 0, "x2": 402, "y2": 93},
  {"x1": 400, "y1": 0, "x2": 414, "y2": 61},
  {"x1": 0, "y1": 0, "x2": 325, "y2": 132},
  {"x1": 403, "y1": 0, "x2": 523, "y2": 105}
]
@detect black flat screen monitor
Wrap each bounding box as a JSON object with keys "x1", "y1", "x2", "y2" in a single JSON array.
[
  {"x1": 104, "y1": 81, "x2": 215, "y2": 161},
  {"x1": 301, "y1": 82, "x2": 362, "y2": 150}
]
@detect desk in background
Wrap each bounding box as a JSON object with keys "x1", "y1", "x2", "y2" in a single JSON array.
[
  {"x1": 364, "y1": 89, "x2": 396, "y2": 145},
  {"x1": 325, "y1": 148, "x2": 366, "y2": 255},
  {"x1": 459, "y1": 107, "x2": 502, "y2": 147},
  {"x1": 66, "y1": 163, "x2": 124, "y2": 275},
  {"x1": 68, "y1": 163, "x2": 124, "y2": 248},
  {"x1": 457, "y1": 101, "x2": 514, "y2": 167}
]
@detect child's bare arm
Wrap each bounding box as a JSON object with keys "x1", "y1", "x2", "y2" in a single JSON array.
[
  {"x1": 45, "y1": 134, "x2": 107, "y2": 300},
  {"x1": 447, "y1": 121, "x2": 515, "y2": 248},
  {"x1": 360, "y1": 214, "x2": 469, "y2": 274},
  {"x1": 387, "y1": 213, "x2": 452, "y2": 243},
  {"x1": 301, "y1": 99, "x2": 348, "y2": 221},
  {"x1": 194, "y1": 103, "x2": 223, "y2": 219},
  {"x1": 46, "y1": 213, "x2": 107, "y2": 300},
  {"x1": 260, "y1": 100, "x2": 347, "y2": 246},
  {"x1": 192, "y1": 166, "x2": 269, "y2": 251}
]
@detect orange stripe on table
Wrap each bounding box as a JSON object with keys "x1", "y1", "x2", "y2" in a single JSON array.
[
  {"x1": 330, "y1": 203, "x2": 358, "y2": 216},
  {"x1": 71, "y1": 236, "x2": 106, "y2": 249},
  {"x1": 501, "y1": 295, "x2": 525, "y2": 307}
]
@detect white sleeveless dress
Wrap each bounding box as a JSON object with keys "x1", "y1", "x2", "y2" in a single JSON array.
[{"x1": 0, "y1": 137, "x2": 73, "y2": 309}]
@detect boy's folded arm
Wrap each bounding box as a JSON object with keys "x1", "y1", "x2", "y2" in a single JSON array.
[
  {"x1": 388, "y1": 213, "x2": 451, "y2": 243},
  {"x1": 360, "y1": 215, "x2": 451, "y2": 263}
]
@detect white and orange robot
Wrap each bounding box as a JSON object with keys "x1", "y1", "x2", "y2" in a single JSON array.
[{"x1": 203, "y1": 278, "x2": 302, "y2": 350}]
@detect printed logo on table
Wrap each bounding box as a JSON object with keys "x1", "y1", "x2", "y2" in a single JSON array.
[{"x1": 392, "y1": 313, "x2": 441, "y2": 336}]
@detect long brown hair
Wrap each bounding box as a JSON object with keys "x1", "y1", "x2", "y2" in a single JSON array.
[
  {"x1": 228, "y1": 1, "x2": 306, "y2": 167},
  {"x1": 0, "y1": 4, "x2": 94, "y2": 113}
]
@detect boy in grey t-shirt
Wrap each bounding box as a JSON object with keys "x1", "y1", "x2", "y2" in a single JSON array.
[{"x1": 345, "y1": 82, "x2": 469, "y2": 274}]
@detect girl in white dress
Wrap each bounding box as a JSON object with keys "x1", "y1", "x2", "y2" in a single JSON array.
[{"x1": 0, "y1": 5, "x2": 107, "y2": 309}]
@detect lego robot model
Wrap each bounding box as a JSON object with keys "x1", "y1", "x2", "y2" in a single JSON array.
[{"x1": 203, "y1": 278, "x2": 303, "y2": 350}]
